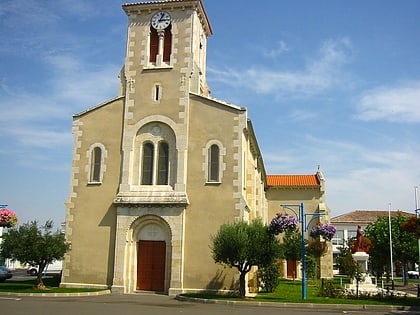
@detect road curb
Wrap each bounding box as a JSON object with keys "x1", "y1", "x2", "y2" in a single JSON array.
[
  {"x1": 0, "y1": 290, "x2": 111, "y2": 298},
  {"x1": 175, "y1": 294, "x2": 420, "y2": 312}
]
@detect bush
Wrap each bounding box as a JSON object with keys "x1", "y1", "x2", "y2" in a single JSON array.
[
  {"x1": 318, "y1": 279, "x2": 345, "y2": 298},
  {"x1": 257, "y1": 263, "x2": 281, "y2": 293}
]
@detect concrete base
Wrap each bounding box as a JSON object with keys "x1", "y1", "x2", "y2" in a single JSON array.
[{"x1": 346, "y1": 251, "x2": 378, "y2": 294}]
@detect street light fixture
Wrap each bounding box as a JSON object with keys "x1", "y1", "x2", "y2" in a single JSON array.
[{"x1": 280, "y1": 203, "x2": 325, "y2": 300}]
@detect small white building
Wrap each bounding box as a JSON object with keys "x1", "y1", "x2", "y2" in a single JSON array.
[{"x1": 330, "y1": 209, "x2": 412, "y2": 275}]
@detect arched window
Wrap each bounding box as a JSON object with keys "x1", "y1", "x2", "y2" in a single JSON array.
[
  {"x1": 157, "y1": 142, "x2": 169, "y2": 185},
  {"x1": 134, "y1": 123, "x2": 175, "y2": 188},
  {"x1": 141, "y1": 141, "x2": 169, "y2": 185},
  {"x1": 91, "y1": 146, "x2": 102, "y2": 182},
  {"x1": 88, "y1": 144, "x2": 106, "y2": 184},
  {"x1": 142, "y1": 143, "x2": 154, "y2": 185},
  {"x1": 163, "y1": 27, "x2": 172, "y2": 63},
  {"x1": 149, "y1": 26, "x2": 172, "y2": 64},
  {"x1": 149, "y1": 28, "x2": 159, "y2": 63},
  {"x1": 208, "y1": 144, "x2": 220, "y2": 182}
]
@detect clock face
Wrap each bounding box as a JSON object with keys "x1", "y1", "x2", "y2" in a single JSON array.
[{"x1": 151, "y1": 11, "x2": 171, "y2": 30}]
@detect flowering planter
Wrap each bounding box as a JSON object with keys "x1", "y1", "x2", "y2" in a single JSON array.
[
  {"x1": 309, "y1": 224, "x2": 336, "y2": 241},
  {"x1": 401, "y1": 216, "x2": 420, "y2": 238},
  {"x1": 0, "y1": 208, "x2": 18, "y2": 228},
  {"x1": 269, "y1": 213, "x2": 298, "y2": 235}
]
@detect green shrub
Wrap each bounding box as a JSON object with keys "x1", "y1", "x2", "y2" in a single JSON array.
[
  {"x1": 257, "y1": 263, "x2": 281, "y2": 293},
  {"x1": 318, "y1": 279, "x2": 345, "y2": 298}
]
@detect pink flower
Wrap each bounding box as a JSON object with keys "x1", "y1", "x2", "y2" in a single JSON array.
[{"x1": 0, "y1": 208, "x2": 18, "y2": 228}]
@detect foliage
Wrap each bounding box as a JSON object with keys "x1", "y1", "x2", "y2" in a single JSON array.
[
  {"x1": 319, "y1": 279, "x2": 346, "y2": 298},
  {"x1": 269, "y1": 213, "x2": 298, "y2": 235},
  {"x1": 336, "y1": 240, "x2": 359, "y2": 278},
  {"x1": 185, "y1": 278, "x2": 419, "y2": 306},
  {"x1": 350, "y1": 237, "x2": 372, "y2": 253},
  {"x1": 0, "y1": 208, "x2": 18, "y2": 228},
  {"x1": 305, "y1": 239, "x2": 327, "y2": 279},
  {"x1": 257, "y1": 262, "x2": 281, "y2": 293},
  {"x1": 211, "y1": 219, "x2": 281, "y2": 297},
  {"x1": 0, "y1": 220, "x2": 69, "y2": 289},
  {"x1": 364, "y1": 212, "x2": 418, "y2": 283},
  {"x1": 280, "y1": 229, "x2": 302, "y2": 261},
  {"x1": 306, "y1": 239, "x2": 327, "y2": 258},
  {"x1": 304, "y1": 255, "x2": 317, "y2": 279},
  {"x1": 309, "y1": 223, "x2": 336, "y2": 241},
  {"x1": 401, "y1": 216, "x2": 420, "y2": 238},
  {"x1": 0, "y1": 274, "x2": 101, "y2": 294}
]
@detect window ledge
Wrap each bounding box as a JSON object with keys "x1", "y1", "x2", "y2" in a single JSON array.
[
  {"x1": 143, "y1": 64, "x2": 173, "y2": 71},
  {"x1": 87, "y1": 181, "x2": 102, "y2": 186},
  {"x1": 205, "y1": 181, "x2": 222, "y2": 185}
]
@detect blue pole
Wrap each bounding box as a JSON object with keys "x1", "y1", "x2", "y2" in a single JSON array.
[{"x1": 301, "y1": 202, "x2": 306, "y2": 300}]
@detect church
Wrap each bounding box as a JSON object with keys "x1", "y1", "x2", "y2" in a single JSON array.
[{"x1": 62, "y1": 0, "x2": 333, "y2": 295}]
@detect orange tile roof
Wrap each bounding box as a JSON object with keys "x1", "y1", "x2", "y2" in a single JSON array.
[{"x1": 266, "y1": 174, "x2": 319, "y2": 187}]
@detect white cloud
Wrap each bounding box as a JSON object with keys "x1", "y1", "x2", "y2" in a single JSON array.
[
  {"x1": 263, "y1": 40, "x2": 289, "y2": 58},
  {"x1": 208, "y1": 37, "x2": 353, "y2": 99},
  {"x1": 328, "y1": 167, "x2": 417, "y2": 214},
  {"x1": 356, "y1": 81, "x2": 420, "y2": 123},
  {"x1": 264, "y1": 135, "x2": 420, "y2": 214},
  {"x1": 44, "y1": 53, "x2": 121, "y2": 105}
]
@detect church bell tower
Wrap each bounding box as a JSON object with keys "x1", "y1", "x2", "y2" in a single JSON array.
[
  {"x1": 121, "y1": 0, "x2": 212, "y2": 98},
  {"x1": 115, "y1": 0, "x2": 213, "y2": 203}
]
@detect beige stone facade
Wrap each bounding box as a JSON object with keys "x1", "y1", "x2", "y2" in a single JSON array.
[{"x1": 62, "y1": 0, "x2": 333, "y2": 296}]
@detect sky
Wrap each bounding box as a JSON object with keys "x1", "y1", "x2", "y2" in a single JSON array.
[{"x1": 0, "y1": 0, "x2": 420, "y2": 227}]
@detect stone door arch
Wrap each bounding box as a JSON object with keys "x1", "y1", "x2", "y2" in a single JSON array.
[
  {"x1": 112, "y1": 209, "x2": 184, "y2": 295},
  {"x1": 121, "y1": 215, "x2": 172, "y2": 293}
]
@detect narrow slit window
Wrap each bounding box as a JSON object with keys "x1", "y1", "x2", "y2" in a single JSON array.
[{"x1": 154, "y1": 85, "x2": 160, "y2": 101}]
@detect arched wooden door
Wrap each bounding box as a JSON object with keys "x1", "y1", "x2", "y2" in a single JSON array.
[{"x1": 137, "y1": 240, "x2": 166, "y2": 291}]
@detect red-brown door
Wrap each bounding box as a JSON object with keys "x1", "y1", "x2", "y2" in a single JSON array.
[
  {"x1": 137, "y1": 240, "x2": 166, "y2": 291},
  {"x1": 287, "y1": 260, "x2": 297, "y2": 279}
]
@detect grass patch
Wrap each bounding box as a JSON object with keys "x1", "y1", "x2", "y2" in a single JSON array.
[
  {"x1": 182, "y1": 278, "x2": 419, "y2": 307},
  {"x1": 0, "y1": 275, "x2": 104, "y2": 294}
]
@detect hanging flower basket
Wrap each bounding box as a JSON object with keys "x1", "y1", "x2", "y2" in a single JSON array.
[
  {"x1": 306, "y1": 239, "x2": 328, "y2": 258},
  {"x1": 0, "y1": 208, "x2": 18, "y2": 228},
  {"x1": 309, "y1": 223, "x2": 336, "y2": 241},
  {"x1": 269, "y1": 213, "x2": 298, "y2": 235},
  {"x1": 401, "y1": 216, "x2": 420, "y2": 238}
]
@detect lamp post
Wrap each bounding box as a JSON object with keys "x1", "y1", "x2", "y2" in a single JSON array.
[
  {"x1": 415, "y1": 186, "x2": 420, "y2": 297},
  {"x1": 280, "y1": 203, "x2": 324, "y2": 300},
  {"x1": 388, "y1": 203, "x2": 394, "y2": 287}
]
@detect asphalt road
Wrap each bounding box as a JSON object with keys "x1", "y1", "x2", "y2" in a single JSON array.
[
  {"x1": 1, "y1": 293, "x2": 419, "y2": 315},
  {"x1": 2, "y1": 270, "x2": 419, "y2": 315}
]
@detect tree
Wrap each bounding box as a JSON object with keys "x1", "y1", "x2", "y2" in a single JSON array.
[
  {"x1": 281, "y1": 229, "x2": 302, "y2": 262},
  {"x1": 336, "y1": 239, "x2": 359, "y2": 277},
  {"x1": 211, "y1": 219, "x2": 281, "y2": 297},
  {"x1": 0, "y1": 220, "x2": 69, "y2": 289},
  {"x1": 364, "y1": 212, "x2": 418, "y2": 284}
]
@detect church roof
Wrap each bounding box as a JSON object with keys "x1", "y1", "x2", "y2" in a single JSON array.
[
  {"x1": 123, "y1": 0, "x2": 212, "y2": 36},
  {"x1": 331, "y1": 210, "x2": 412, "y2": 225},
  {"x1": 266, "y1": 174, "x2": 320, "y2": 187}
]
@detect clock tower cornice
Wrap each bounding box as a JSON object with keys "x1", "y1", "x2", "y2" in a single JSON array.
[{"x1": 122, "y1": 0, "x2": 212, "y2": 37}]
